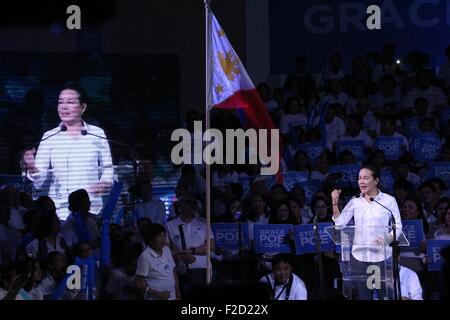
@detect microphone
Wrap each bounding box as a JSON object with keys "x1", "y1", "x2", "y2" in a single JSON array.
[
  {"x1": 80, "y1": 129, "x2": 138, "y2": 161},
  {"x1": 369, "y1": 197, "x2": 395, "y2": 224},
  {"x1": 369, "y1": 196, "x2": 402, "y2": 300},
  {"x1": 36, "y1": 124, "x2": 67, "y2": 145}
]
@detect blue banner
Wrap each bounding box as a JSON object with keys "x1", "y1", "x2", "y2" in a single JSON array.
[
  {"x1": 269, "y1": 0, "x2": 450, "y2": 74},
  {"x1": 410, "y1": 132, "x2": 442, "y2": 162},
  {"x1": 211, "y1": 223, "x2": 250, "y2": 250},
  {"x1": 335, "y1": 140, "x2": 367, "y2": 161},
  {"x1": 100, "y1": 181, "x2": 123, "y2": 267},
  {"x1": 429, "y1": 162, "x2": 450, "y2": 190},
  {"x1": 299, "y1": 179, "x2": 321, "y2": 205},
  {"x1": 380, "y1": 169, "x2": 395, "y2": 193},
  {"x1": 329, "y1": 164, "x2": 360, "y2": 189},
  {"x1": 254, "y1": 224, "x2": 293, "y2": 253},
  {"x1": 298, "y1": 142, "x2": 326, "y2": 166},
  {"x1": 374, "y1": 137, "x2": 404, "y2": 161},
  {"x1": 283, "y1": 171, "x2": 308, "y2": 191},
  {"x1": 402, "y1": 117, "x2": 421, "y2": 139},
  {"x1": 294, "y1": 223, "x2": 334, "y2": 254},
  {"x1": 402, "y1": 220, "x2": 425, "y2": 249},
  {"x1": 427, "y1": 240, "x2": 450, "y2": 272}
]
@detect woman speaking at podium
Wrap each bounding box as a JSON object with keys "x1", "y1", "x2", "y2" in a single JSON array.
[
  {"x1": 331, "y1": 164, "x2": 403, "y2": 300},
  {"x1": 23, "y1": 85, "x2": 114, "y2": 220}
]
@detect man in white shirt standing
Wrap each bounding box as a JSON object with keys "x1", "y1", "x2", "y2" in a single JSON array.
[
  {"x1": 23, "y1": 85, "x2": 114, "y2": 220},
  {"x1": 134, "y1": 181, "x2": 166, "y2": 225},
  {"x1": 165, "y1": 197, "x2": 215, "y2": 295},
  {"x1": 259, "y1": 253, "x2": 307, "y2": 300}
]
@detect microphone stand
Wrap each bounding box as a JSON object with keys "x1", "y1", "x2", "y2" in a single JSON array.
[
  {"x1": 81, "y1": 130, "x2": 139, "y2": 212},
  {"x1": 370, "y1": 197, "x2": 401, "y2": 300},
  {"x1": 313, "y1": 215, "x2": 325, "y2": 300}
]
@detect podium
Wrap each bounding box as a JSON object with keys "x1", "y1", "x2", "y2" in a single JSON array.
[{"x1": 326, "y1": 225, "x2": 409, "y2": 300}]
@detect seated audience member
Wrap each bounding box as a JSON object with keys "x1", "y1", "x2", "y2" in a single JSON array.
[
  {"x1": 259, "y1": 253, "x2": 307, "y2": 300},
  {"x1": 433, "y1": 208, "x2": 450, "y2": 240},
  {"x1": 339, "y1": 114, "x2": 372, "y2": 148},
  {"x1": 105, "y1": 245, "x2": 141, "y2": 300},
  {"x1": 61, "y1": 189, "x2": 101, "y2": 249},
  {"x1": 41, "y1": 251, "x2": 76, "y2": 300},
  {"x1": 134, "y1": 181, "x2": 166, "y2": 225},
  {"x1": 135, "y1": 223, "x2": 180, "y2": 300},
  {"x1": 26, "y1": 209, "x2": 67, "y2": 263}
]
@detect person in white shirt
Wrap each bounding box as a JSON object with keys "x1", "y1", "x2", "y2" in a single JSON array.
[
  {"x1": 369, "y1": 75, "x2": 403, "y2": 114},
  {"x1": 323, "y1": 103, "x2": 346, "y2": 145},
  {"x1": 26, "y1": 209, "x2": 67, "y2": 263},
  {"x1": 319, "y1": 54, "x2": 348, "y2": 90},
  {"x1": 322, "y1": 80, "x2": 354, "y2": 114},
  {"x1": 41, "y1": 251, "x2": 76, "y2": 300},
  {"x1": 279, "y1": 96, "x2": 307, "y2": 136},
  {"x1": 339, "y1": 114, "x2": 373, "y2": 148},
  {"x1": 377, "y1": 115, "x2": 409, "y2": 152},
  {"x1": 259, "y1": 253, "x2": 307, "y2": 300},
  {"x1": 165, "y1": 198, "x2": 215, "y2": 293},
  {"x1": 371, "y1": 43, "x2": 404, "y2": 83},
  {"x1": 402, "y1": 69, "x2": 447, "y2": 114},
  {"x1": 0, "y1": 185, "x2": 26, "y2": 231},
  {"x1": 399, "y1": 265, "x2": 423, "y2": 300},
  {"x1": 433, "y1": 208, "x2": 450, "y2": 240},
  {"x1": 135, "y1": 223, "x2": 180, "y2": 300},
  {"x1": 392, "y1": 157, "x2": 422, "y2": 189},
  {"x1": 331, "y1": 164, "x2": 403, "y2": 299},
  {"x1": 22, "y1": 85, "x2": 114, "y2": 220},
  {"x1": 134, "y1": 181, "x2": 166, "y2": 225}
]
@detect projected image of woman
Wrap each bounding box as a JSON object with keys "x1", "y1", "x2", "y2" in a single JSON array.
[{"x1": 23, "y1": 84, "x2": 113, "y2": 220}]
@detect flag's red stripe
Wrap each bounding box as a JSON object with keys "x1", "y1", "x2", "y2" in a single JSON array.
[{"x1": 213, "y1": 88, "x2": 284, "y2": 183}]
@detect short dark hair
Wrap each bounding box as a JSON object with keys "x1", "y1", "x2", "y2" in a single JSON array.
[
  {"x1": 360, "y1": 163, "x2": 381, "y2": 180},
  {"x1": 142, "y1": 223, "x2": 166, "y2": 244},
  {"x1": 272, "y1": 253, "x2": 294, "y2": 268},
  {"x1": 60, "y1": 84, "x2": 88, "y2": 105},
  {"x1": 68, "y1": 189, "x2": 90, "y2": 211}
]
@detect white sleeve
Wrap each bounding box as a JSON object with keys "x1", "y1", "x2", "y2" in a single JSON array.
[
  {"x1": 390, "y1": 197, "x2": 403, "y2": 239},
  {"x1": 98, "y1": 130, "x2": 114, "y2": 183},
  {"x1": 332, "y1": 199, "x2": 355, "y2": 228},
  {"x1": 292, "y1": 278, "x2": 308, "y2": 300},
  {"x1": 135, "y1": 254, "x2": 149, "y2": 278},
  {"x1": 29, "y1": 137, "x2": 52, "y2": 189},
  {"x1": 406, "y1": 271, "x2": 423, "y2": 300}
]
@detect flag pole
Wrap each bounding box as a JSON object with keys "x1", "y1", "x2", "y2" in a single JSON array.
[{"x1": 204, "y1": 0, "x2": 212, "y2": 285}]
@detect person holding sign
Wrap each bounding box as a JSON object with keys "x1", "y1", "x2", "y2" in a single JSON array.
[
  {"x1": 22, "y1": 85, "x2": 114, "y2": 220},
  {"x1": 331, "y1": 164, "x2": 403, "y2": 300}
]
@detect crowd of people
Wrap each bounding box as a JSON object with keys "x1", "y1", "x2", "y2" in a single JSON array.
[{"x1": 1, "y1": 42, "x2": 450, "y2": 300}]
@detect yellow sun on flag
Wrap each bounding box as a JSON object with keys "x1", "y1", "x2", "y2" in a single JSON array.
[
  {"x1": 217, "y1": 51, "x2": 241, "y2": 82},
  {"x1": 217, "y1": 29, "x2": 225, "y2": 37},
  {"x1": 215, "y1": 84, "x2": 224, "y2": 94}
]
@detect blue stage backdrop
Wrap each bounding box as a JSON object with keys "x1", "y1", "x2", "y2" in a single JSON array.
[{"x1": 269, "y1": 0, "x2": 450, "y2": 74}]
